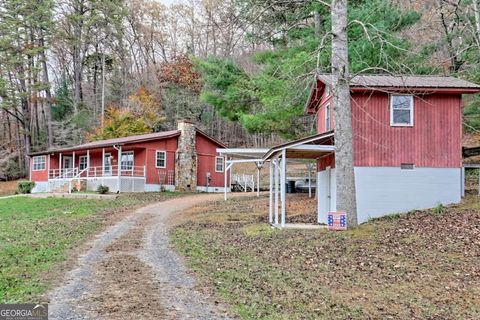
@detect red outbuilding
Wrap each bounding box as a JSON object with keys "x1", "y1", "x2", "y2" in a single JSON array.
[{"x1": 29, "y1": 120, "x2": 228, "y2": 193}]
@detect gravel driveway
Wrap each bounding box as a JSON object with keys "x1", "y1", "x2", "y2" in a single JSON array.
[{"x1": 48, "y1": 193, "x2": 234, "y2": 320}]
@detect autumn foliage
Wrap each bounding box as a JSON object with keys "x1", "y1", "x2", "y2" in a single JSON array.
[{"x1": 157, "y1": 55, "x2": 201, "y2": 93}]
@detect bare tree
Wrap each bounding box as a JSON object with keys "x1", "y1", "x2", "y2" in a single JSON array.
[{"x1": 331, "y1": 0, "x2": 358, "y2": 227}]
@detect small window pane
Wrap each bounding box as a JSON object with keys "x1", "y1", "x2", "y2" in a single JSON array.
[
  {"x1": 393, "y1": 110, "x2": 411, "y2": 124},
  {"x1": 33, "y1": 156, "x2": 46, "y2": 171},
  {"x1": 156, "y1": 151, "x2": 166, "y2": 168},
  {"x1": 392, "y1": 96, "x2": 411, "y2": 109},
  {"x1": 216, "y1": 157, "x2": 224, "y2": 172}
]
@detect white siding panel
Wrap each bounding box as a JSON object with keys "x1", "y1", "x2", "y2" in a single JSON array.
[{"x1": 355, "y1": 167, "x2": 461, "y2": 223}]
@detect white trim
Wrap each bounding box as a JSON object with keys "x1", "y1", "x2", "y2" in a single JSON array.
[
  {"x1": 325, "y1": 103, "x2": 331, "y2": 131},
  {"x1": 155, "y1": 150, "x2": 167, "y2": 168},
  {"x1": 196, "y1": 186, "x2": 230, "y2": 193},
  {"x1": 120, "y1": 150, "x2": 134, "y2": 171},
  {"x1": 215, "y1": 156, "x2": 224, "y2": 172},
  {"x1": 390, "y1": 94, "x2": 414, "y2": 127},
  {"x1": 32, "y1": 155, "x2": 46, "y2": 171}
]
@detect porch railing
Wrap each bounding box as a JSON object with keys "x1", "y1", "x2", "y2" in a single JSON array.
[{"x1": 49, "y1": 165, "x2": 146, "y2": 179}]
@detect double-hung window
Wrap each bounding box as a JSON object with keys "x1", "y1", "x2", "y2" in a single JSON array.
[
  {"x1": 32, "y1": 156, "x2": 46, "y2": 171},
  {"x1": 215, "y1": 156, "x2": 224, "y2": 172},
  {"x1": 156, "y1": 151, "x2": 166, "y2": 168},
  {"x1": 121, "y1": 151, "x2": 134, "y2": 171},
  {"x1": 390, "y1": 95, "x2": 414, "y2": 126},
  {"x1": 79, "y1": 155, "x2": 88, "y2": 170}
]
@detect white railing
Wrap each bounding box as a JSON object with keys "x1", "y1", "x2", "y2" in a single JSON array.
[
  {"x1": 232, "y1": 173, "x2": 255, "y2": 192},
  {"x1": 49, "y1": 165, "x2": 146, "y2": 180}
]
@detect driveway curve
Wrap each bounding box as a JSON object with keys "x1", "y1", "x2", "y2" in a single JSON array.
[{"x1": 48, "y1": 193, "x2": 235, "y2": 320}]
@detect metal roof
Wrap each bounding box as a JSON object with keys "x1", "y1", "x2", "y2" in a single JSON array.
[
  {"x1": 29, "y1": 128, "x2": 226, "y2": 156},
  {"x1": 263, "y1": 131, "x2": 335, "y2": 160},
  {"x1": 316, "y1": 73, "x2": 480, "y2": 90},
  {"x1": 217, "y1": 148, "x2": 269, "y2": 159}
]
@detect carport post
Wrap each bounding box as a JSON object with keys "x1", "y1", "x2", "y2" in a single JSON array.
[
  {"x1": 224, "y1": 162, "x2": 233, "y2": 201},
  {"x1": 280, "y1": 149, "x2": 286, "y2": 228},
  {"x1": 274, "y1": 157, "x2": 279, "y2": 225},
  {"x1": 269, "y1": 160, "x2": 273, "y2": 223}
]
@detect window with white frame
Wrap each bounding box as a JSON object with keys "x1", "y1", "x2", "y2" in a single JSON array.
[
  {"x1": 32, "y1": 156, "x2": 46, "y2": 171},
  {"x1": 390, "y1": 95, "x2": 413, "y2": 126},
  {"x1": 215, "y1": 156, "x2": 224, "y2": 172},
  {"x1": 325, "y1": 104, "x2": 331, "y2": 131},
  {"x1": 121, "y1": 151, "x2": 134, "y2": 170},
  {"x1": 156, "y1": 151, "x2": 166, "y2": 168},
  {"x1": 79, "y1": 155, "x2": 88, "y2": 170}
]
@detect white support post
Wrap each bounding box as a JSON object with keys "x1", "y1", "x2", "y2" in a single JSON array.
[
  {"x1": 59, "y1": 153, "x2": 62, "y2": 177},
  {"x1": 274, "y1": 157, "x2": 279, "y2": 225},
  {"x1": 72, "y1": 151, "x2": 76, "y2": 176},
  {"x1": 308, "y1": 165, "x2": 312, "y2": 198},
  {"x1": 269, "y1": 160, "x2": 273, "y2": 224},
  {"x1": 86, "y1": 149, "x2": 90, "y2": 177},
  {"x1": 257, "y1": 166, "x2": 260, "y2": 197},
  {"x1": 117, "y1": 146, "x2": 122, "y2": 193},
  {"x1": 224, "y1": 164, "x2": 228, "y2": 200},
  {"x1": 280, "y1": 149, "x2": 286, "y2": 228},
  {"x1": 102, "y1": 148, "x2": 105, "y2": 185},
  {"x1": 47, "y1": 154, "x2": 50, "y2": 179}
]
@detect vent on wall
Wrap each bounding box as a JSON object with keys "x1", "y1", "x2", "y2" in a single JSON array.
[{"x1": 400, "y1": 163, "x2": 415, "y2": 170}]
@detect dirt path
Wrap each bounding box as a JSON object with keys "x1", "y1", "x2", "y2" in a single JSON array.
[{"x1": 48, "y1": 193, "x2": 237, "y2": 320}]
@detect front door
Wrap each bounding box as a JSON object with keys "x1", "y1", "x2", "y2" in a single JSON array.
[
  {"x1": 103, "y1": 153, "x2": 112, "y2": 176},
  {"x1": 317, "y1": 167, "x2": 336, "y2": 224},
  {"x1": 63, "y1": 156, "x2": 73, "y2": 177}
]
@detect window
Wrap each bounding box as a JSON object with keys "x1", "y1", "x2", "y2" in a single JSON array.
[
  {"x1": 401, "y1": 163, "x2": 415, "y2": 170},
  {"x1": 156, "y1": 151, "x2": 166, "y2": 168},
  {"x1": 121, "y1": 151, "x2": 134, "y2": 170},
  {"x1": 79, "y1": 155, "x2": 88, "y2": 170},
  {"x1": 32, "y1": 156, "x2": 46, "y2": 171},
  {"x1": 325, "y1": 104, "x2": 331, "y2": 131},
  {"x1": 390, "y1": 95, "x2": 413, "y2": 126},
  {"x1": 215, "y1": 156, "x2": 224, "y2": 172}
]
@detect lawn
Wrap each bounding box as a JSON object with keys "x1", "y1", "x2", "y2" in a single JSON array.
[
  {"x1": 171, "y1": 194, "x2": 480, "y2": 320},
  {"x1": 0, "y1": 192, "x2": 181, "y2": 303}
]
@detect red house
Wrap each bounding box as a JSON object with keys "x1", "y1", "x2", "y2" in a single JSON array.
[
  {"x1": 29, "y1": 120, "x2": 228, "y2": 193},
  {"x1": 305, "y1": 74, "x2": 480, "y2": 223}
]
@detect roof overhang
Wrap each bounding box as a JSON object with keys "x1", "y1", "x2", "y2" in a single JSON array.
[
  {"x1": 263, "y1": 131, "x2": 335, "y2": 161},
  {"x1": 217, "y1": 148, "x2": 269, "y2": 159}
]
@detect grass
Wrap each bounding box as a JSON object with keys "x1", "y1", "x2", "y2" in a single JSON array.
[
  {"x1": 0, "y1": 192, "x2": 182, "y2": 303},
  {"x1": 171, "y1": 194, "x2": 480, "y2": 320}
]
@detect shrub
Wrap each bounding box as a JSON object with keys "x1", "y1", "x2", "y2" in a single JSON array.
[
  {"x1": 17, "y1": 181, "x2": 35, "y2": 194},
  {"x1": 97, "y1": 185, "x2": 109, "y2": 194}
]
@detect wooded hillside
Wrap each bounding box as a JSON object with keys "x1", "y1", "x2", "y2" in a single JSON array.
[{"x1": 1, "y1": 0, "x2": 479, "y2": 179}]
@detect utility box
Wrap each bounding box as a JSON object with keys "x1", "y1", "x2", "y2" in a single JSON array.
[{"x1": 327, "y1": 212, "x2": 347, "y2": 231}]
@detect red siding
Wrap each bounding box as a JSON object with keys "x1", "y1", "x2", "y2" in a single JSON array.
[
  {"x1": 315, "y1": 92, "x2": 463, "y2": 169},
  {"x1": 196, "y1": 134, "x2": 225, "y2": 187},
  {"x1": 351, "y1": 93, "x2": 462, "y2": 168}
]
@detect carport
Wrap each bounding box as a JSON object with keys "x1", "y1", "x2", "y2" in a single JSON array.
[{"x1": 262, "y1": 132, "x2": 335, "y2": 228}]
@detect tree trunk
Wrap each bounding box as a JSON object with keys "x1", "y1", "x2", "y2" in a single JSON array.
[
  {"x1": 474, "y1": 0, "x2": 480, "y2": 47},
  {"x1": 40, "y1": 30, "x2": 54, "y2": 148},
  {"x1": 331, "y1": 0, "x2": 358, "y2": 227}
]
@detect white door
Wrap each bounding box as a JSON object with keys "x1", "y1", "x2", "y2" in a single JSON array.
[
  {"x1": 63, "y1": 156, "x2": 73, "y2": 177},
  {"x1": 103, "y1": 153, "x2": 112, "y2": 176},
  {"x1": 317, "y1": 167, "x2": 336, "y2": 224}
]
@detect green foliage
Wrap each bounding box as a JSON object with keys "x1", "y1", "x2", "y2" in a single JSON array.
[
  {"x1": 17, "y1": 181, "x2": 35, "y2": 194},
  {"x1": 52, "y1": 79, "x2": 74, "y2": 121},
  {"x1": 96, "y1": 185, "x2": 109, "y2": 194},
  {"x1": 197, "y1": 0, "x2": 426, "y2": 138},
  {"x1": 432, "y1": 204, "x2": 445, "y2": 215}
]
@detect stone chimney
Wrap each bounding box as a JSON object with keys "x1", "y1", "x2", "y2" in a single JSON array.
[{"x1": 175, "y1": 120, "x2": 197, "y2": 191}]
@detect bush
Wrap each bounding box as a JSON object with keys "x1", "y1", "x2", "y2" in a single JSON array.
[
  {"x1": 17, "y1": 181, "x2": 35, "y2": 194},
  {"x1": 97, "y1": 185, "x2": 109, "y2": 194}
]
